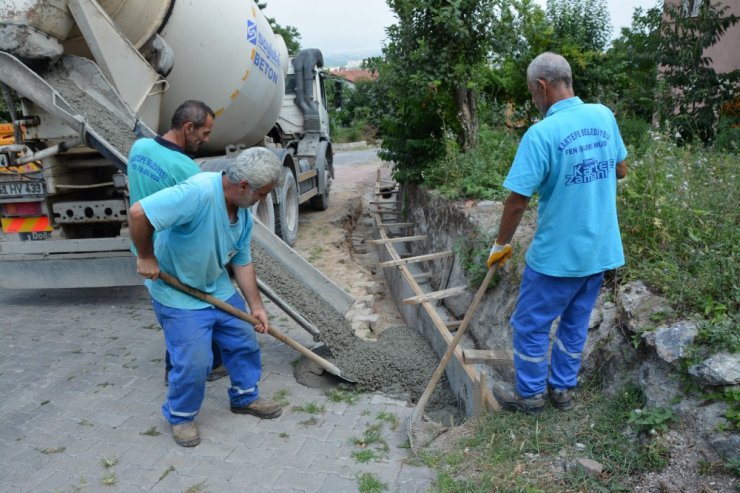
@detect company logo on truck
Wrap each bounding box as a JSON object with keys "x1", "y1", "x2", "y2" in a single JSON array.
[{"x1": 246, "y1": 19, "x2": 281, "y2": 85}]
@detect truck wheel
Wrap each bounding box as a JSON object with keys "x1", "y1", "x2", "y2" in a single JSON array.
[
  {"x1": 274, "y1": 168, "x2": 299, "y2": 246},
  {"x1": 310, "y1": 168, "x2": 330, "y2": 211},
  {"x1": 250, "y1": 193, "x2": 275, "y2": 234}
]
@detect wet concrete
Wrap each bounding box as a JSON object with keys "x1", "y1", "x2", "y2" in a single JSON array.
[{"x1": 252, "y1": 242, "x2": 460, "y2": 416}]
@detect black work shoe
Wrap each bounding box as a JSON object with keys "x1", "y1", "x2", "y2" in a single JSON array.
[
  {"x1": 231, "y1": 398, "x2": 282, "y2": 419},
  {"x1": 207, "y1": 365, "x2": 229, "y2": 382},
  {"x1": 171, "y1": 421, "x2": 200, "y2": 447},
  {"x1": 492, "y1": 382, "x2": 545, "y2": 414},
  {"x1": 551, "y1": 388, "x2": 575, "y2": 410}
]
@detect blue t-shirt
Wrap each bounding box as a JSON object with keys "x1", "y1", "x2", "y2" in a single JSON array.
[
  {"x1": 140, "y1": 172, "x2": 253, "y2": 309},
  {"x1": 503, "y1": 97, "x2": 627, "y2": 277},
  {"x1": 127, "y1": 136, "x2": 201, "y2": 205}
]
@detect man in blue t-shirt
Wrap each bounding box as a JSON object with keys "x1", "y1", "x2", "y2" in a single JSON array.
[
  {"x1": 487, "y1": 52, "x2": 629, "y2": 414},
  {"x1": 128, "y1": 100, "x2": 227, "y2": 384},
  {"x1": 128, "y1": 147, "x2": 284, "y2": 447}
]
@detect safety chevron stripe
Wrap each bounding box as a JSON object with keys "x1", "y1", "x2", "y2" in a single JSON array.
[{"x1": 1, "y1": 216, "x2": 52, "y2": 233}]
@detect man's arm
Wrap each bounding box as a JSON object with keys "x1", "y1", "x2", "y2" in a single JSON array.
[
  {"x1": 496, "y1": 192, "x2": 531, "y2": 245},
  {"x1": 231, "y1": 263, "x2": 269, "y2": 334},
  {"x1": 128, "y1": 202, "x2": 160, "y2": 280},
  {"x1": 616, "y1": 160, "x2": 628, "y2": 179}
]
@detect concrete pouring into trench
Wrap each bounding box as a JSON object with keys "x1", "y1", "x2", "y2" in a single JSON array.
[{"x1": 253, "y1": 150, "x2": 462, "y2": 421}]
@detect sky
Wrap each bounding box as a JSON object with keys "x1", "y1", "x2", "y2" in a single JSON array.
[{"x1": 264, "y1": 0, "x2": 660, "y2": 58}]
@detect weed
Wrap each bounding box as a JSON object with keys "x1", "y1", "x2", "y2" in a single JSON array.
[
  {"x1": 279, "y1": 432, "x2": 289, "y2": 439},
  {"x1": 183, "y1": 481, "x2": 207, "y2": 493},
  {"x1": 299, "y1": 416, "x2": 319, "y2": 427},
  {"x1": 292, "y1": 402, "x2": 326, "y2": 415},
  {"x1": 71, "y1": 475, "x2": 87, "y2": 492},
  {"x1": 96, "y1": 382, "x2": 114, "y2": 388},
  {"x1": 100, "y1": 455, "x2": 119, "y2": 468},
  {"x1": 376, "y1": 411, "x2": 399, "y2": 430},
  {"x1": 352, "y1": 449, "x2": 381, "y2": 463},
  {"x1": 725, "y1": 458, "x2": 740, "y2": 477},
  {"x1": 356, "y1": 472, "x2": 387, "y2": 493},
  {"x1": 38, "y1": 446, "x2": 65, "y2": 454},
  {"x1": 272, "y1": 389, "x2": 291, "y2": 407},
  {"x1": 157, "y1": 465, "x2": 175, "y2": 482},
  {"x1": 78, "y1": 419, "x2": 94, "y2": 427},
  {"x1": 100, "y1": 472, "x2": 117, "y2": 486},
  {"x1": 697, "y1": 459, "x2": 724, "y2": 475},
  {"x1": 627, "y1": 406, "x2": 677, "y2": 434},
  {"x1": 141, "y1": 426, "x2": 161, "y2": 437},
  {"x1": 308, "y1": 245, "x2": 324, "y2": 263},
  {"x1": 351, "y1": 423, "x2": 389, "y2": 452},
  {"x1": 325, "y1": 388, "x2": 360, "y2": 404},
  {"x1": 40, "y1": 400, "x2": 50, "y2": 406}
]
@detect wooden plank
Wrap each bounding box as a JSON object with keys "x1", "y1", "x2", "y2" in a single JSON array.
[
  {"x1": 402, "y1": 285, "x2": 468, "y2": 305},
  {"x1": 446, "y1": 320, "x2": 462, "y2": 329},
  {"x1": 297, "y1": 169, "x2": 317, "y2": 182},
  {"x1": 378, "y1": 250, "x2": 453, "y2": 268},
  {"x1": 474, "y1": 372, "x2": 487, "y2": 417},
  {"x1": 298, "y1": 188, "x2": 318, "y2": 203},
  {"x1": 375, "y1": 189, "x2": 399, "y2": 195},
  {"x1": 368, "y1": 201, "x2": 399, "y2": 206},
  {"x1": 369, "y1": 209, "x2": 402, "y2": 214},
  {"x1": 412, "y1": 272, "x2": 433, "y2": 280},
  {"x1": 462, "y1": 349, "x2": 514, "y2": 366},
  {"x1": 368, "y1": 235, "x2": 426, "y2": 245},
  {"x1": 377, "y1": 222, "x2": 413, "y2": 228}
]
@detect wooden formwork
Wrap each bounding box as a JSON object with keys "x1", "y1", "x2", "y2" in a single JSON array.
[{"x1": 370, "y1": 170, "x2": 505, "y2": 416}]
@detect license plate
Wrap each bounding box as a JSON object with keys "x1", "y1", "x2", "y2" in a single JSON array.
[
  {"x1": 18, "y1": 231, "x2": 52, "y2": 241},
  {"x1": 0, "y1": 180, "x2": 46, "y2": 198}
]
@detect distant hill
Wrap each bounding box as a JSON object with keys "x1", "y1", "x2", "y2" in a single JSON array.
[{"x1": 318, "y1": 48, "x2": 382, "y2": 69}]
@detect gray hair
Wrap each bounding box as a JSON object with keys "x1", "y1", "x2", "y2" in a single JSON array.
[
  {"x1": 225, "y1": 147, "x2": 282, "y2": 190},
  {"x1": 527, "y1": 52, "x2": 572, "y2": 88}
]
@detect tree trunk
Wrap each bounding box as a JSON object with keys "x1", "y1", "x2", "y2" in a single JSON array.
[{"x1": 455, "y1": 83, "x2": 478, "y2": 150}]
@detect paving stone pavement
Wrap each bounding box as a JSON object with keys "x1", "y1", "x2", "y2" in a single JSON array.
[{"x1": 0, "y1": 285, "x2": 437, "y2": 493}]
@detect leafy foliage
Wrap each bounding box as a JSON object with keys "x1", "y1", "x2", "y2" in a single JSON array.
[
  {"x1": 657, "y1": 0, "x2": 740, "y2": 145},
  {"x1": 257, "y1": 2, "x2": 301, "y2": 54}
]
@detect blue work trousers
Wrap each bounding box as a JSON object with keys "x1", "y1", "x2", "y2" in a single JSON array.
[
  {"x1": 152, "y1": 293, "x2": 262, "y2": 424},
  {"x1": 510, "y1": 264, "x2": 604, "y2": 398}
]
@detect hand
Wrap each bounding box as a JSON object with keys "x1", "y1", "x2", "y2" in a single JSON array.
[
  {"x1": 486, "y1": 242, "x2": 513, "y2": 268},
  {"x1": 136, "y1": 255, "x2": 160, "y2": 280},
  {"x1": 250, "y1": 307, "x2": 269, "y2": 334}
]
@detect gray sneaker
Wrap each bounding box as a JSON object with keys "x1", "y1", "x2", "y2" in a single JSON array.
[
  {"x1": 550, "y1": 388, "x2": 575, "y2": 410},
  {"x1": 231, "y1": 398, "x2": 282, "y2": 419},
  {"x1": 171, "y1": 421, "x2": 200, "y2": 447},
  {"x1": 492, "y1": 382, "x2": 545, "y2": 414}
]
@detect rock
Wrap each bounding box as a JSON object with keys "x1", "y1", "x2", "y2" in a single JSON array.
[
  {"x1": 619, "y1": 281, "x2": 674, "y2": 334},
  {"x1": 642, "y1": 320, "x2": 698, "y2": 365},
  {"x1": 688, "y1": 352, "x2": 740, "y2": 385},
  {"x1": 639, "y1": 357, "x2": 683, "y2": 407},
  {"x1": 575, "y1": 457, "x2": 603, "y2": 478},
  {"x1": 708, "y1": 432, "x2": 740, "y2": 462},
  {"x1": 353, "y1": 314, "x2": 379, "y2": 331}
]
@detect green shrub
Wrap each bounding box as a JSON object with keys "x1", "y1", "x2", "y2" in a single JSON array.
[{"x1": 618, "y1": 116, "x2": 652, "y2": 157}]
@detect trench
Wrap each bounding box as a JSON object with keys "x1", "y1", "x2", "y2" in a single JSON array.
[{"x1": 252, "y1": 242, "x2": 462, "y2": 420}]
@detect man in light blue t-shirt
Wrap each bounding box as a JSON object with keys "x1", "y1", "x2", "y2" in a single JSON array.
[
  {"x1": 487, "y1": 52, "x2": 629, "y2": 414},
  {"x1": 128, "y1": 147, "x2": 283, "y2": 447},
  {"x1": 128, "y1": 100, "x2": 228, "y2": 385}
]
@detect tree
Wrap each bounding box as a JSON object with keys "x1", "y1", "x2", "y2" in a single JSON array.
[
  {"x1": 658, "y1": 0, "x2": 739, "y2": 145},
  {"x1": 257, "y1": 2, "x2": 302, "y2": 55},
  {"x1": 606, "y1": 7, "x2": 663, "y2": 121}
]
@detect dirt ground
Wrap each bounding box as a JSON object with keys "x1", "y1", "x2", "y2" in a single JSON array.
[{"x1": 292, "y1": 146, "x2": 404, "y2": 335}]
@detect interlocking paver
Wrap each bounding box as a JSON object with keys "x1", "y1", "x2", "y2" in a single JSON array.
[{"x1": 0, "y1": 284, "x2": 437, "y2": 492}]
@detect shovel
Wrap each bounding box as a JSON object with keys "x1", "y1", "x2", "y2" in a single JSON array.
[{"x1": 158, "y1": 271, "x2": 355, "y2": 383}]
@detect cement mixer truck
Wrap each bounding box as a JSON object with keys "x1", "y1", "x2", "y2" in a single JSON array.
[{"x1": 0, "y1": 0, "x2": 334, "y2": 289}]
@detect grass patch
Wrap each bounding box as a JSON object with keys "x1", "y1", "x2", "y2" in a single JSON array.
[
  {"x1": 325, "y1": 388, "x2": 361, "y2": 404},
  {"x1": 100, "y1": 456, "x2": 119, "y2": 468},
  {"x1": 99, "y1": 472, "x2": 117, "y2": 486},
  {"x1": 376, "y1": 411, "x2": 399, "y2": 430},
  {"x1": 351, "y1": 423, "x2": 389, "y2": 452},
  {"x1": 357, "y1": 472, "x2": 387, "y2": 493},
  {"x1": 38, "y1": 446, "x2": 65, "y2": 454},
  {"x1": 183, "y1": 481, "x2": 208, "y2": 493},
  {"x1": 140, "y1": 426, "x2": 161, "y2": 437},
  {"x1": 292, "y1": 402, "x2": 326, "y2": 415},
  {"x1": 351, "y1": 449, "x2": 383, "y2": 463},
  {"x1": 158, "y1": 465, "x2": 175, "y2": 482},
  {"x1": 424, "y1": 384, "x2": 672, "y2": 491},
  {"x1": 299, "y1": 416, "x2": 319, "y2": 427},
  {"x1": 272, "y1": 389, "x2": 291, "y2": 407}
]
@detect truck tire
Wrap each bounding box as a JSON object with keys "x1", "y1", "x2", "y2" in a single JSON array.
[
  {"x1": 310, "y1": 142, "x2": 331, "y2": 211},
  {"x1": 274, "y1": 168, "x2": 299, "y2": 246},
  {"x1": 250, "y1": 193, "x2": 275, "y2": 234}
]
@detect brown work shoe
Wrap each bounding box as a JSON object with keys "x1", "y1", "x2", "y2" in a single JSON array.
[
  {"x1": 171, "y1": 421, "x2": 200, "y2": 447},
  {"x1": 231, "y1": 398, "x2": 282, "y2": 419},
  {"x1": 207, "y1": 364, "x2": 229, "y2": 382}
]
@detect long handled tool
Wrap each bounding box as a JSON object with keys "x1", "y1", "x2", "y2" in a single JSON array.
[
  {"x1": 407, "y1": 263, "x2": 500, "y2": 454},
  {"x1": 158, "y1": 271, "x2": 355, "y2": 383}
]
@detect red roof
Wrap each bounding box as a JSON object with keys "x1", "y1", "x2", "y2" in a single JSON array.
[{"x1": 330, "y1": 69, "x2": 377, "y2": 83}]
